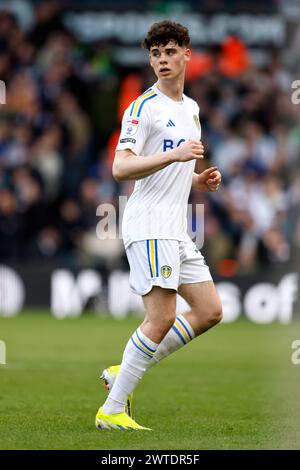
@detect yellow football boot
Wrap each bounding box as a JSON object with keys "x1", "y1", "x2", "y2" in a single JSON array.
[{"x1": 95, "y1": 407, "x2": 151, "y2": 431}]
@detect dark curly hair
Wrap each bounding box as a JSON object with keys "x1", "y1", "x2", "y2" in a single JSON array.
[{"x1": 142, "y1": 20, "x2": 190, "y2": 50}]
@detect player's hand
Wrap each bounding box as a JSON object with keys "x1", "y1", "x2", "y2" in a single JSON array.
[
  {"x1": 194, "y1": 167, "x2": 222, "y2": 192},
  {"x1": 172, "y1": 140, "x2": 204, "y2": 162}
]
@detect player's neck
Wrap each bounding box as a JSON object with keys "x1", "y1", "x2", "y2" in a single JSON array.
[{"x1": 156, "y1": 79, "x2": 184, "y2": 102}]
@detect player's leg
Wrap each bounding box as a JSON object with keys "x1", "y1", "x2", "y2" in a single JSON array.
[
  {"x1": 148, "y1": 281, "x2": 221, "y2": 366},
  {"x1": 101, "y1": 286, "x2": 176, "y2": 414},
  {"x1": 178, "y1": 281, "x2": 222, "y2": 335},
  {"x1": 96, "y1": 286, "x2": 176, "y2": 429},
  {"x1": 140, "y1": 286, "x2": 177, "y2": 343},
  {"x1": 100, "y1": 284, "x2": 176, "y2": 415},
  {"x1": 176, "y1": 239, "x2": 222, "y2": 335},
  {"x1": 98, "y1": 239, "x2": 179, "y2": 423},
  {"x1": 148, "y1": 240, "x2": 222, "y2": 365},
  {"x1": 101, "y1": 239, "x2": 179, "y2": 411}
]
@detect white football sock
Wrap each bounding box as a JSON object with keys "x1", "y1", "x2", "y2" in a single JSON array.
[
  {"x1": 149, "y1": 314, "x2": 195, "y2": 367},
  {"x1": 102, "y1": 327, "x2": 158, "y2": 414}
]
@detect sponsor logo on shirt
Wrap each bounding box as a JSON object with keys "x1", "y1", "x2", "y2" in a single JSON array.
[
  {"x1": 163, "y1": 139, "x2": 186, "y2": 151},
  {"x1": 120, "y1": 137, "x2": 136, "y2": 144}
]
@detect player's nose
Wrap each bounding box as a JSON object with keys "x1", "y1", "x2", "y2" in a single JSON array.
[{"x1": 159, "y1": 53, "x2": 168, "y2": 63}]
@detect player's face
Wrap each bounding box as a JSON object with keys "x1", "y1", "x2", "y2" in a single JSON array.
[{"x1": 149, "y1": 41, "x2": 191, "y2": 81}]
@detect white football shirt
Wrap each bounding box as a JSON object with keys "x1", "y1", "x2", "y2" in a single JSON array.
[{"x1": 116, "y1": 82, "x2": 201, "y2": 249}]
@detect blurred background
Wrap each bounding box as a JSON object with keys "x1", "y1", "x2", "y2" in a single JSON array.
[{"x1": 0, "y1": 0, "x2": 299, "y2": 320}]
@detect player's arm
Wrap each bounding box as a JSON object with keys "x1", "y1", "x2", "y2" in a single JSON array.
[
  {"x1": 192, "y1": 167, "x2": 222, "y2": 192},
  {"x1": 112, "y1": 141, "x2": 204, "y2": 182}
]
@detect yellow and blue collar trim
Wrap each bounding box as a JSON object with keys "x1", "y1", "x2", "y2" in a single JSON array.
[{"x1": 130, "y1": 88, "x2": 157, "y2": 118}]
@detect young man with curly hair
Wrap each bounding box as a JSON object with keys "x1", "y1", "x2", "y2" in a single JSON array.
[{"x1": 95, "y1": 20, "x2": 223, "y2": 431}]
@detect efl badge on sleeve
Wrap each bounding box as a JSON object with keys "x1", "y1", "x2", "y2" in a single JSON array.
[{"x1": 124, "y1": 118, "x2": 139, "y2": 136}]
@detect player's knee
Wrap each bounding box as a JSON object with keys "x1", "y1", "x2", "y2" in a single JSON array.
[
  {"x1": 145, "y1": 313, "x2": 175, "y2": 341},
  {"x1": 209, "y1": 304, "x2": 223, "y2": 326},
  {"x1": 157, "y1": 314, "x2": 176, "y2": 336}
]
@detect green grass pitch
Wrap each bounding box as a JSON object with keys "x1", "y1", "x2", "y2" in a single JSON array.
[{"x1": 0, "y1": 311, "x2": 299, "y2": 450}]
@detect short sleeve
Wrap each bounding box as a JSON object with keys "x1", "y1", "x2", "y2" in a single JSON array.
[{"x1": 116, "y1": 104, "x2": 151, "y2": 156}]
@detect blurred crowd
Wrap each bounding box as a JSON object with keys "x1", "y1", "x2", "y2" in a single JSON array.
[
  {"x1": 0, "y1": 3, "x2": 299, "y2": 275},
  {"x1": 189, "y1": 56, "x2": 300, "y2": 274}
]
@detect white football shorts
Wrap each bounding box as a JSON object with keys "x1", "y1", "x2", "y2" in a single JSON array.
[{"x1": 126, "y1": 238, "x2": 212, "y2": 296}]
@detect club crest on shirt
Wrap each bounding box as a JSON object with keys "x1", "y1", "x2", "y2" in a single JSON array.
[
  {"x1": 161, "y1": 265, "x2": 172, "y2": 279},
  {"x1": 193, "y1": 114, "x2": 200, "y2": 129},
  {"x1": 124, "y1": 118, "x2": 139, "y2": 136}
]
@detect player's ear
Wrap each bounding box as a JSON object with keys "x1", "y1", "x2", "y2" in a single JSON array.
[
  {"x1": 184, "y1": 47, "x2": 191, "y2": 63},
  {"x1": 149, "y1": 53, "x2": 154, "y2": 69}
]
